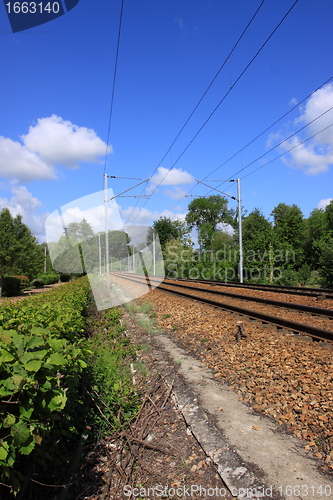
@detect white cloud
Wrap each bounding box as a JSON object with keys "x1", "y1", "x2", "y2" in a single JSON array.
[
  {"x1": 0, "y1": 137, "x2": 55, "y2": 182},
  {"x1": 0, "y1": 115, "x2": 110, "y2": 184},
  {"x1": 147, "y1": 167, "x2": 194, "y2": 194},
  {"x1": 163, "y1": 187, "x2": 188, "y2": 200},
  {"x1": 276, "y1": 83, "x2": 333, "y2": 175},
  {"x1": 0, "y1": 185, "x2": 48, "y2": 239},
  {"x1": 22, "y1": 115, "x2": 111, "y2": 168},
  {"x1": 317, "y1": 198, "x2": 333, "y2": 209},
  {"x1": 266, "y1": 130, "x2": 283, "y2": 148},
  {"x1": 281, "y1": 136, "x2": 333, "y2": 175},
  {"x1": 289, "y1": 97, "x2": 298, "y2": 106},
  {"x1": 45, "y1": 189, "x2": 122, "y2": 242},
  {"x1": 120, "y1": 205, "x2": 182, "y2": 226}
]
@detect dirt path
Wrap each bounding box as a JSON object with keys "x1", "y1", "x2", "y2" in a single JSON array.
[{"x1": 0, "y1": 282, "x2": 67, "y2": 304}]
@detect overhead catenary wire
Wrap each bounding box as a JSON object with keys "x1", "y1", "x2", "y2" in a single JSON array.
[
  {"x1": 124, "y1": 0, "x2": 267, "y2": 225},
  {"x1": 242, "y1": 122, "x2": 333, "y2": 180},
  {"x1": 162, "y1": 75, "x2": 333, "y2": 216},
  {"x1": 102, "y1": 0, "x2": 125, "y2": 182},
  {"x1": 165, "y1": 103, "x2": 333, "y2": 220},
  {"x1": 204, "y1": 104, "x2": 333, "y2": 193},
  {"x1": 126, "y1": 0, "x2": 300, "y2": 225}
]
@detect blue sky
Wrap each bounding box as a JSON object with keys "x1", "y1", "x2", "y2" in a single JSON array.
[{"x1": 0, "y1": 0, "x2": 332, "y2": 243}]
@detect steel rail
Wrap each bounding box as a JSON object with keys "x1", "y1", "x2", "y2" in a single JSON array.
[
  {"x1": 161, "y1": 279, "x2": 333, "y2": 318},
  {"x1": 167, "y1": 277, "x2": 333, "y2": 299},
  {"x1": 111, "y1": 273, "x2": 333, "y2": 343}
]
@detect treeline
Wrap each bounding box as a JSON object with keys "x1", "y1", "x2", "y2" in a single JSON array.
[{"x1": 150, "y1": 196, "x2": 333, "y2": 288}]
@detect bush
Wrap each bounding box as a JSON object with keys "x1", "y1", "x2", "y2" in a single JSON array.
[
  {"x1": 36, "y1": 274, "x2": 59, "y2": 285},
  {"x1": 60, "y1": 273, "x2": 71, "y2": 282},
  {"x1": 0, "y1": 278, "x2": 92, "y2": 494},
  {"x1": 30, "y1": 278, "x2": 44, "y2": 288},
  {"x1": 2, "y1": 276, "x2": 21, "y2": 296},
  {"x1": 11, "y1": 275, "x2": 29, "y2": 289},
  {"x1": 274, "y1": 268, "x2": 298, "y2": 286}
]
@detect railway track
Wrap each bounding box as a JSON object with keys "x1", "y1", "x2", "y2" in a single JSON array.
[
  {"x1": 110, "y1": 272, "x2": 333, "y2": 343},
  {"x1": 165, "y1": 277, "x2": 333, "y2": 300}
]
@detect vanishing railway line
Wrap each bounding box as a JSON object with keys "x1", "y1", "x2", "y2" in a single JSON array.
[
  {"x1": 111, "y1": 272, "x2": 333, "y2": 343},
  {"x1": 161, "y1": 276, "x2": 333, "y2": 300}
]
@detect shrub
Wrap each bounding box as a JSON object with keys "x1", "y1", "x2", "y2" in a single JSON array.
[
  {"x1": 11, "y1": 275, "x2": 29, "y2": 289},
  {"x1": 60, "y1": 273, "x2": 71, "y2": 282},
  {"x1": 2, "y1": 276, "x2": 21, "y2": 296},
  {"x1": 0, "y1": 277, "x2": 92, "y2": 494},
  {"x1": 30, "y1": 278, "x2": 44, "y2": 288},
  {"x1": 36, "y1": 274, "x2": 59, "y2": 285}
]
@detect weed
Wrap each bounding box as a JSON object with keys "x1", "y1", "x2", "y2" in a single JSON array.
[
  {"x1": 163, "y1": 314, "x2": 171, "y2": 319},
  {"x1": 124, "y1": 301, "x2": 139, "y2": 313},
  {"x1": 171, "y1": 325, "x2": 178, "y2": 330},
  {"x1": 200, "y1": 337, "x2": 209, "y2": 344},
  {"x1": 138, "y1": 302, "x2": 154, "y2": 314}
]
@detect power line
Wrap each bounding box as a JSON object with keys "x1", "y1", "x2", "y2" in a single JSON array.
[
  {"x1": 102, "y1": 0, "x2": 125, "y2": 181},
  {"x1": 242, "y1": 122, "x2": 333, "y2": 180},
  {"x1": 166, "y1": 102, "x2": 333, "y2": 220},
  {"x1": 127, "y1": 0, "x2": 299, "y2": 225},
  {"x1": 163, "y1": 76, "x2": 333, "y2": 216},
  {"x1": 208, "y1": 104, "x2": 333, "y2": 190},
  {"x1": 204, "y1": 76, "x2": 333, "y2": 184},
  {"x1": 150, "y1": 0, "x2": 267, "y2": 179},
  {"x1": 124, "y1": 0, "x2": 267, "y2": 225}
]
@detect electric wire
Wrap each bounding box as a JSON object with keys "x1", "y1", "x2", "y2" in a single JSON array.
[
  {"x1": 102, "y1": 0, "x2": 125, "y2": 181},
  {"x1": 163, "y1": 75, "x2": 333, "y2": 210},
  {"x1": 242, "y1": 122, "x2": 333, "y2": 180},
  {"x1": 205, "y1": 104, "x2": 333, "y2": 192},
  {"x1": 126, "y1": 0, "x2": 300, "y2": 225},
  {"x1": 165, "y1": 121, "x2": 333, "y2": 222},
  {"x1": 165, "y1": 102, "x2": 333, "y2": 219},
  {"x1": 204, "y1": 76, "x2": 333, "y2": 183}
]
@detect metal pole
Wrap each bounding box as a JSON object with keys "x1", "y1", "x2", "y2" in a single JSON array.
[
  {"x1": 98, "y1": 233, "x2": 101, "y2": 274},
  {"x1": 104, "y1": 174, "x2": 110, "y2": 286},
  {"x1": 237, "y1": 178, "x2": 243, "y2": 283},
  {"x1": 153, "y1": 231, "x2": 156, "y2": 276},
  {"x1": 44, "y1": 245, "x2": 47, "y2": 273},
  {"x1": 132, "y1": 245, "x2": 135, "y2": 273}
]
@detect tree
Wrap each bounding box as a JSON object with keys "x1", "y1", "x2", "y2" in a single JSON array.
[
  {"x1": 318, "y1": 237, "x2": 333, "y2": 288},
  {"x1": 325, "y1": 200, "x2": 333, "y2": 236},
  {"x1": 240, "y1": 209, "x2": 276, "y2": 281},
  {"x1": 185, "y1": 196, "x2": 235, "y2": 250},
  {"x1": 304, "y1": 208, "x2": 328, "y2": 269},
  {"x1": 146, "y1": 217, "x2": 186, "y2": 250},
  {"x1": 0, "y1": 208, "x2": 44, "y2": 296},
  {"x1": 270, "y1": 203, "x2": 306, "y2": 269}
]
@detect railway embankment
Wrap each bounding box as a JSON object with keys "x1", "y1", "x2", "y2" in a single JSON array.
[{"x1": 129, "y1": 286, "x2": 333, "y2": 499}]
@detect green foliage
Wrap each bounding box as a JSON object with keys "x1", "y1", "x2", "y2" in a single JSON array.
[
  {"x1": 35, "y1": 274, "x2": 59, "y2": 285},
  {"x1": 30, "y1": 278, "x2": 44, "y2": 288},
  {"x1": 273, "y1": 268, "x2": 299, "y2": 286},
  {"x1": 0, "y1": 277, "x2": 92, "y2": 494},
  {"x1": 60, "y1": 273, "x2": 71, "y2": 282},
  {"x1": 325, "y1": 200, "x2": 333, "y2": 235},
  {"x1": 2, "y1": 277, "x2": 21, "y2": 297},
  {"x1": 86, "y1": 308, "x2": 141, "y2": 433},
  {"x1": 318, "y1": 237, "x2": 333, "y2": 288},
  {"x1": 11, "y1": 276, "x2": 29, "y2": 290},
  {"x1": 146, "y1": 217, "x2": 186, "y2": 251},
  {"x1": 185, "y1": 195, "x2": 235, "y2": 250},
  {"x1": 0, "y1": 208, "x2": 44, "y2": 294},
  {"x1": 270, "y1": 203, "x2": 306, "y2": 269}
]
